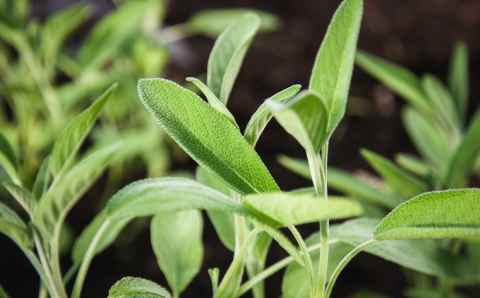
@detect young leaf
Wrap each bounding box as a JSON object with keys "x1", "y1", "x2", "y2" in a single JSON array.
[
  {"x1": 278, "y1": 155, "x2": 401, "y2": 208},
  {"x1": 151, "y1": 210, "x2": 203, "y2": 297},
  {"x1": 32, "y1": 157, "x2": 51, "y2": 199},
  {"x1": 207, "y1": 14, "x2": 260, "y2": 103},
  {"x1": 243, "y1": 193, "x2": 362, "y2": 227},
  {"x1": 309, "y1": 0, "x2": 363, "y2": 135},
  {"x1": 356, "y1": 51, "x2": 431, "y2": 114},
  {"x1": 49, "y1": 84, "x2": 117, "y2": 176},
  {"x1": 187, "y1": 9, "x2": 279, "y2": 37},
  {"x1": 375, "y1": 189, "x2": 480, "y2": 240},
  {"x1": 395, "y1": 153, "x2": 431, "y2": 178},
  {"x1": 448, "y1": 42, "x2": 469, "y2": 121},
  {"x1": 361, "y1": 149, "x2": 428, "y2": 198},
  {"x1": 186, "y1": 77, "x2": 237, "y2": 126},
  {"x1": 0, "y1": 133, "x2": 21, "y2": 185},
  {"x1": 244, "y1": 84, "x2": 302, "y2": 146},
  {"x1": 0, "y1": 202, "x2": 32, "y2": 250},
  {"x1": 268, "y1": 91, "x2": 328, "y2": 153},
  {"x1": 107, "y1": 277, "x2": 171, "y2": 298},
  {"x1": 3, "y1": 182, "x2": 36, "y2": 216},
  {"x1": 444, "y1": 111, "x2": 480, "y2": 188},
  {"x1": 137, "y1": 79, "x2": 279, "y2": 194}
]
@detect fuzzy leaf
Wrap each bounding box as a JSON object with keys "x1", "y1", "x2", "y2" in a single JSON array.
[
  {"x1": 0, "y1": 202, "x2": 32, "y2": 250},
  {"x1": 151, "y1": 210, "x2": 203, "y2": 296},
  {"x1": 207, "y1": 14, "x2": 260, "y2": 103},
  {"x1": 3, "y1": 182, "x2": 36, "y2": 216},
  {"x1": 309, "y1": 0, "x2": 363, "y2": 135},
  {"x1": 244, "y1": 84, "x2": 301, "y2": 146},
  {"x1": 448, "y1": 42, "x2": 469, "y2": 121},
  {"x1": 268, "y1": 91, "x2": 328, "y2": 153},
  {"x1": 375, "y1": 189, "x2": 480, "y2": 240},
  {"x1": 395, "y1": 154, "x2": 431, "y2": 178},
  {"x1": 108, "y1": 277, "x2": 171, "y2": 298},
  {"x1": 361, "y1": 149, "x2": 428, "y2": 198},
  {"x1": 0, "y1": 133, "x2": 20, "y2": 185},
  {"x1": 138, "y1": 79, "x2": 279, "y2": 194},
  {"x1": 32, "y1": 157, "x2": 51, "y2": 200}
]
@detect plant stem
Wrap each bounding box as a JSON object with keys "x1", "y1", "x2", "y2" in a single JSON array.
[{"x1": 289, "y1": 226, "x2": 316, "y2": 298}]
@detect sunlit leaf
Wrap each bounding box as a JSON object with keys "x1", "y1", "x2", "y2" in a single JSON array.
[{"x1": 107, "y1": 277, "x2": 171, "y2": 298}]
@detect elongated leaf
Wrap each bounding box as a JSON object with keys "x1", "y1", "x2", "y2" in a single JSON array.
[
  {"x1": 3, "y1": 182, "x2": 36, "y2": 216},
  {"x1": 445, "y1": 111, "x2": 480, "y2": 187},
  {"x1": 243, "y1": 193, "x2": 362, "y2": 227},
  {"x1": 187, "y1": 9, "x2": 279, "y2": 37},
  {"x1": 138, "y1": 79, "x2": 278, "y2": 194},
  {"x1": 207, "y1": 14, "x2": 260, "y2": 103},
  {"x1": 244, "y1": 84, "x2": 301, "y2": 146},
  {"x1": 151, "y1": 210, "x2": 203, "y2": 296},
  {"x1": 0, "y1": 202, "x2": 32, "y2": 250},
  {"x1": 361, "y1": 149, "x2": 428, "y2": 198},
  {"x1": 186, "y1": 77, "x2": 237, "y2": 125},
  {"x1": 49, "y1": 84, "x2": 116, "y2": 176},
  {"x1": 278, "y1": 155, "x2": 401, "y2": 208},
  {"x1": 268, "y1": 91, "x2": 328, "y2": 153},
  {"x1": 356, "y1": 51, "x2": 431, "y2": 114},
  {"x1": 395, "y1": 153, "x2": 431, "y2": 178},
  {"x1": 108, "y1": 277, "x2": 171, "y2": 298},
  {"x1": 448, "y1": 42, "x2": 469, "y2": 121},
  {"x1": 0, "y1": 285, "x2": 11, "y2": 298},
  {"x1": 32, "y1": 157, "x2": 51, "y2": 199},
  {"x1": 0, "y1": 133, "x2": 20, "y2": 184},
  {"x1": 309, "y1": 0, "x2": 363, "y2": 134},
  {"x1": 375, "y1": 189, "x2": 480, "y2": 240}
]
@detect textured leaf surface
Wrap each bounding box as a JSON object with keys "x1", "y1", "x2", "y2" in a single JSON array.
[
  {"x1": 138, "y1": 79, "x2": 278, "y2": 194},
  {"x1": 375, "y1": 189, "x2": 480, "y2": 240},
  {"x1": 3, "y1": 182, "x2": 36, "y2": 216},
  {"x1": 108, "y1": 277, "x2": 171, "y2": 298},
  {"x1": 448, "y1": 42, "x2": 469, "y2": 121},
  {"x1": 268, "y1": 91, "x2": 328, "y2": 153},
  {"x1": 0, "y1": 202, "x2": 31, "y2": 250},
  {"x1": 243, "y1": 193, "x2": 362, "y2": 227},
  {"x1": 151, "y1": 211, "x2": 203, "y2": 296},
  {"x1": 0, "y1": 133, "x2": 20, "y2": 184},
  {"x1": 244, "y1": 84, "x2": 301, "y2": 146},
  {"x1": 309, "y1": 0, "x2": 363, "y2": 134},
  {"x1": 207, "y1": 14, "x2": 260, "y2": 103}
]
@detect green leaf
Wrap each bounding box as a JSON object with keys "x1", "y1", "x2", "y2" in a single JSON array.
[
  {"x1": 448, "y1": 42, "x2": 469, "y2": 121},
  {"x1": 0, "y1": 133, "x2": 20, "y2": 185},
  {"x1": 395, "y1": 154, "x2": 431, "y2": 178},
  {"x1": 278, "y1": 155, "x2": 401, "y2": 208},
  {"x1": 361, "y1": 149, "x2": 428, "y2": 198},
  {"x1": 243, "y1": 192, "x2": 362, "y2": 227},
  {"x1": 356, "y1": 51, "x2": 431, "y2": 114},
  {"x1": 309, "y1": 0, "x2": 363, "y2": 135},
  {"x1": 108, "y1": 277, "x2": 171, "y2": 298},
  {"x1": 244, "y1": 84, "x2": 301, "y2": 146},
  {"x1": 207, "y1": 14, "x2": 260, "y2": 103},
  {"x1": 137, "y1": 79, "x2": 279, "y2": 194},
  {"x1": 375, "y1": 189, "x2": 480, "y2": 240},
  {"x1": 32, "y1": 157, "x2": 51, "y2": 200},
  {"x1": 0, "y1": 285, "x2": 11, "y2": 298},
  {"x1": 49, "y1": 84, "x2": 117, "y2": 176},
  {"x1": 187, "y1": 9, "x2": 279, "y2": 37},
  {"x1": 186, "y1": 77, "x2": 237, "y2": 126},
  {"x1": 3, "y1": 182, "x2": 36, "y2": 216},
  {"x1": 268, "y1": 91, "x2": 328, "y2": 153},
  {"x1": 0, "y1": 202, "x2": 32, "y2": 250},
  {"x1": 444, "y1": 111, "x2": 480, "y2": 188},
  {"x1": 150, "y1": 210, "x2": 203, "y2": 296}
]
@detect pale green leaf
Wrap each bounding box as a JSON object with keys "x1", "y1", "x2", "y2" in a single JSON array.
[
  {"x1": 108, "y1": 277, "x2": 171, "y2": 298},
  {"x1": 0, "y1": 133, "x2": 20, "y2": 185},
  {"x1": 137, "y1": 79, "x2": 279, "y2": 194},
  {"x1": 244, "y1": 84, "x2": 301, "y2": 146},
  {"x1": 32, "y1": 157, "x2": 51, "y2": 200},
  {"x1": 49, "y1": 84, "x2": 117, "y2": 176},
  {"x1": 243, "y1": 192, "x2": 362, "y2": 227},
  {"x1": 356, "y1": 51, "x2": 431, "y2": 114},
  {"x1": 187, "y1": 9, "x2": 279, "y2": 37},
  {"x1": 268, "y1": 91, "x2": 328, "y2": 153},
  {"x1": 395, "y1": 153, "x2": 431, "y2": 178},
  {"x1": 361, "y1": 149, "x2": 428, "y2": 198},
  {"x1": 0, "y1": 202, "x2": 31, "y2": 250},
  {"x1": 448, "y1": 42, "x2": 469, "y2": 121},
  {"x1": 151, "y1": 210, "x2": 203, "y2": 296},
  {"x1": 3, "y1": 182, "x2": 36, "y2": 216},
  {"x1": 309, "y1": 0, "x2": 363, "y2": 134},
  {"x1": 207, "y1": 14, "x2": 260, "y2": 103},
  {"x1": 375, "y1": 189, "x2": 480, "y2": 240}
]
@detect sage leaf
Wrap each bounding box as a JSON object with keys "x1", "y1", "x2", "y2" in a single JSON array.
[
  {"x1": 138, "y1": 79, "x2": 279, "y2": 194},
  {"x1": 268, "y1": 91, "x2": 328, "y2": 153},
  {"x1": 108, "y1": 277, "x2": 171, "y2": 298},
  {"x1": 207, "y1": 14, "x2": 260, "y2": 103},
  {"x1": 32, "y1": 157, "x2": 51, "y2": 200},
  {"x1": 356, "y1": 51, "x2": 431, "y2": 114},
  {"x1": 151, "y1": 210, "x2": 203, "y2": 296},
  {"x1": 395, "y1": 153, "x2": 431, "y2": 178},
  {"x1": 0, "y1": 133, "x2": 20, "y2": 185},
  {"x1": 187, "y1": 9, "x2": 279, "y2": 37},
  {"x1": 448, "y1": 42, "x2": 469, "y2": 121},
  {"x1": 375, "y1": 189, "x2": 480, "y2": 240},
  {"x1": 0, "y1": 285, "x2": 11, "y2": 298},
  {"x1": 361, "y1": 149, "x2": 428, "y2": 199},
  {"x1": 0, "y1": 202, "x2": 32, "y2": 250},
  {"x1": 3, "y1": 182, "x2": 36, "y2": 216},
  {"x1": 49, "y1": 83, "x2": 117, "y2": 176},
  {"x1": 309, "y1": 0, "x2": 363, "y2": 135},
  {"x1": 243, "y1": 192, "x2": 362, "y2": 227},
  {"x1": 244, "y1": 84, "x2": 301, "y2": 146}
]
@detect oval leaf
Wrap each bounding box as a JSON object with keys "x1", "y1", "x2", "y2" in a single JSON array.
[{"x1": 108, "y1": 277, "x2": 171, "y2": 298}]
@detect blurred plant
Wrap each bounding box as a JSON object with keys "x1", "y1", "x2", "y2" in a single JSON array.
[{"x1": 279, "y1": 43, "x2": 480, "y2": 297}]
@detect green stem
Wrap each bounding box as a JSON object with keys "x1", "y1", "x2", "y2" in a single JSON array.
[{"x1": 289, "y1": 226, "x2": 316, "y2": 297}]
